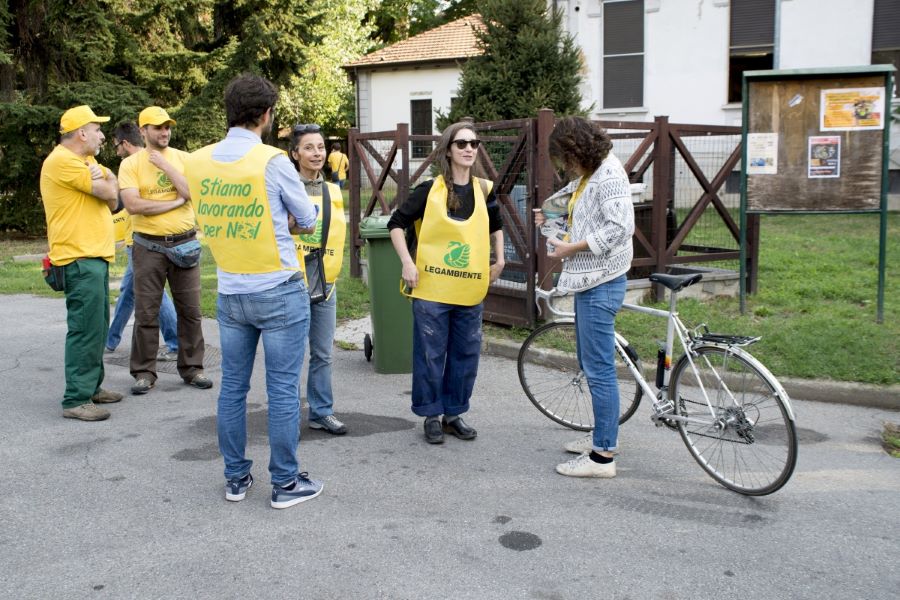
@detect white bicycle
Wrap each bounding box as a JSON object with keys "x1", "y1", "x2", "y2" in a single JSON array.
[{"x1": 517, "y1": 273, "x2": 798, "y2": 496}]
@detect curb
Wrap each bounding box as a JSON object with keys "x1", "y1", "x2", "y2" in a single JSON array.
[{"x1": 482, "y1": 337, "x2": 899, "y2": 411}]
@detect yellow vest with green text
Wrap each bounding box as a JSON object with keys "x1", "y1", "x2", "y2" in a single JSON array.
[
  {"x1": 185, "y1": 144, "x2": 291, "y2": 274},
  {"x1": 408, "y1": 176, "x2": 492, "y2": 306},
  {"x1": 295, "y1": 181, "x2": 345, "y2": 283},
  {"x1": 112, "y1": 211, "x2": 132, "y2": 245}
]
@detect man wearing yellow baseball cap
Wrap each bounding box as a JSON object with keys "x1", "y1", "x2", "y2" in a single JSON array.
[
  {"x1": 40, "y1": 104, "x2": 123, "y2": 421},
  {"x1": 120, "y1": 106, "x2": 210, "y2": 395}
]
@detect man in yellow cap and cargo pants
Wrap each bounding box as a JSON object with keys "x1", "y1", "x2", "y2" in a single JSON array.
[
  {"x1": 120, "y1": 106, "x2": 210, "y2": 395},
  {"x1": 40, "y1": 105, "x2": 124, "y2": 421}
]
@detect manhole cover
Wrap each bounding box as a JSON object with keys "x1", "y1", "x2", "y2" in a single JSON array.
[{"x1": 105, "y1": 344, "x2": 221, "y2": 374}]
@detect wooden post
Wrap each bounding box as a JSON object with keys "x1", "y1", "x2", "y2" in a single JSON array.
[
  {"x1": 651, "y1": 115, "x2": 672, "y2": 300},
  {"x1": 397, "y1": 123, "x2": 409, "y2": 211},
  {"x1": 348, "y1": 127, "x2": 362, "y2": 278}
]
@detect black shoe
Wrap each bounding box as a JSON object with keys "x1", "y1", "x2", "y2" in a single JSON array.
[
  {"x1": 424, "y1": 417, "x2": 444, "y2": 444},
  {"x1": 442, "y1": 416, "x2": 477, "y2": 440}
]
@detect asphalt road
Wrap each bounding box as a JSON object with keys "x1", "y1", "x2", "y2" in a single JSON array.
[{"x1": 1, "y1": 294, "x2": 898, "y2": 599}]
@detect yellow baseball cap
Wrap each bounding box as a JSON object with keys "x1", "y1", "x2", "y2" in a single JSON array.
[
  {"x1": 59, "y1": 105, "x2": 110, "y2": 134},
  {"x1": 139, "y1": 106, "x2": 176, "y2": 127}
]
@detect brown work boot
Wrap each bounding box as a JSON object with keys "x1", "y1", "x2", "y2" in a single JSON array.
[
  {"x1": 62, "y1": 402, "x2": 111, "y2": 421},
  {"x1": 91, "y1": 389, "x2": 123, "y2": 404}
]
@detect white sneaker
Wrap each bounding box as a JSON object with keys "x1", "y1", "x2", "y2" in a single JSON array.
[
  {"x1": 556, "y1": 453, "x2": 616, "y2": 478},
  {"x1": 564, "y1": 435, "x2": 594, "y2": 454}
]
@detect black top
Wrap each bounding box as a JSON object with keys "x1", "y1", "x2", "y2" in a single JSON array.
[{"x1": 387, "y1": 178, "x2": 504, "y2": 233}]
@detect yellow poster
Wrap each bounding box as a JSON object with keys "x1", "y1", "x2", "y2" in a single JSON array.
[{"x1": 820, "y1": 87, "x2": 885, "y2": 131}]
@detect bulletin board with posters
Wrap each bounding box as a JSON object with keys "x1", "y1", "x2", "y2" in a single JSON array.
[{"x1": 739, "y1": 66, "x2": 894, "y2": 322}]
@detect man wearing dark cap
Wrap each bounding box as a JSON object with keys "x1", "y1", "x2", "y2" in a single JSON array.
[
  {"x1": 121, "y1": 106, "x2": 210, "y2": 395},
  {"x1": 40, "y1": 105, "x2": 124, "y2": 421}
]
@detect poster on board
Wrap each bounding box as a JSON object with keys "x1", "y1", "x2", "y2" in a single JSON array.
[
  {"x1": 808, "y1": 136, "x2": 841, "y2": 178},
  {"x1": 820, "y1": 87, "x2": 885, "y2": 131},
  {"x1": 747, "y1": 133, "x2": 778, "y2": 174}
]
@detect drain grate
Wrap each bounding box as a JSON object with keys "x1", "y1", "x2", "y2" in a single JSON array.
[{"x1": 105, "y1": 344, "x2": 221, "y2": 374}]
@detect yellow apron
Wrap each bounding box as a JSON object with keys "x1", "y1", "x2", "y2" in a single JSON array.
[{"x1": 407, "y1": 176, "x2": 491, "y2": 306}]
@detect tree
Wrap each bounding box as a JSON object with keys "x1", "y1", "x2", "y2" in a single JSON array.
[
  {"x1": 277, "y1": 0, "x2": 375, "y2": 135},
  {"x1": 438, "y1": 0, "x2": 586, "y2": 126}
]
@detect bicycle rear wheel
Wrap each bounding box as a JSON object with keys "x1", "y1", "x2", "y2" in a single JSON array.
[
  {"x1": 517, "y1": 321, "x2": 642, "y2": 431},
  {"x1": 670, "y1": 345, "x2": 797, "y2": 496}
]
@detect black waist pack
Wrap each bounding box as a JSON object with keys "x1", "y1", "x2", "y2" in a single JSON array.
[
  {"x1": 41, "y1": 255, "x2": 66, "y2": 292},
  {"x1": 304, "y1": 249, "x2": 327, "y2": 304},
  {"x1": 133, "y1": 234, "x2": 202, "y2": 269}
]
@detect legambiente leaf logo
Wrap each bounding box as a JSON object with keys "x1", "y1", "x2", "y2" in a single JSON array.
[
  {"x1": 443, "y1": 241, "x2": 470, "y2": 269},
  {"x1": 300, "y1": 220, "x2": 322, "y2": 244},
  {"x1": 157, "y1": 172, "x2": 171, "y2": 187}
]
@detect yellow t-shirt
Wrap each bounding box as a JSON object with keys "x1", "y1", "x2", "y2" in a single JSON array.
[
  {"x1": 119, "y1": 147, "x2": 196, "y2": 236},
  {"x1": 39, "y1": 145, "x2": 115, "y2": 265},
  {"x1": 327, "y1": 151, "x2": 348, "y2": 180}
]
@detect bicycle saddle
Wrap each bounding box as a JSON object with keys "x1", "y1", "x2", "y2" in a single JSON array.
[{"x1": 649, "y1": 272, "x2": 703, "y2": 291}]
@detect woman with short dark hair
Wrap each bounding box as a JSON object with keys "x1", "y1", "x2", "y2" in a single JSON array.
[{"x1": 534, "y1": 116, "x2": 635, "y2": 477}]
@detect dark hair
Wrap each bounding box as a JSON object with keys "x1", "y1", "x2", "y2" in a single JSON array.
[
  {"x1": 224, "y1": 74, "x2": 278, "y2": 128},
  {"x1": 331, "y1": 142, "x2": 341, "y2": 152},
  {"x1": 288, "y1": 124, "x2": 325, "y2": 172},
  {"x1": 113, "y1": 121, "x2": 143, "y2": 147},
  {"x1": 548, "y1": 116, "x2": 613, "y2": 174}
]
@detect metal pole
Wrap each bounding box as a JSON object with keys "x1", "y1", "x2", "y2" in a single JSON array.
[{"x1": 739, "y1": 75, "x2": 750, "y2": 315}]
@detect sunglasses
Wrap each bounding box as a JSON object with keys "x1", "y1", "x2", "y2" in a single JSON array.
[
  {"x1": 293, "y1": 123, "x2": 322, "y2": 135},
  {"x1": 452, "y1": 139, "x2": 481, "y2": 150}
]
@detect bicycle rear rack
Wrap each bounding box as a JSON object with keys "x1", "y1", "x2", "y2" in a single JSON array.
[{"x1": 692, "y1": 325, "x2": 760, "y2": 347}]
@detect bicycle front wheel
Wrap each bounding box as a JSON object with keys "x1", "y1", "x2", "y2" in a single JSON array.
[
  {"x1": 517, "y1": 321, "x2": 642, "y2": 431},
  {"x1": 670, "y1": 345, "x2": 797, "y2": 496}
]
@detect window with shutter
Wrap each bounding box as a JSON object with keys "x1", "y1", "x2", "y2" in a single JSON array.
[
  {"x1": 410, "y1": 99, "x2": 433, "y2": 159},
  {"x1": 603, "y1": 0, "x2": 644, "y2": 109},
  {"x1": 728, "y1": 0, "x2": 776, "y2": 103},
  {"x1": 872, "y1": 0, "x2": 900, "y2": 97}
]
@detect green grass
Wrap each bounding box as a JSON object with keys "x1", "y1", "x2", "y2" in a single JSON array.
[
  {"x1": 0, "y1": 226, "x2": 369, "y2": 321},
  {"x1": 3, "y1": 213, "x2": 898, "y2": 385},
  {"x1": 489, "y1": 213, "x2": 899, "y2": 386}
]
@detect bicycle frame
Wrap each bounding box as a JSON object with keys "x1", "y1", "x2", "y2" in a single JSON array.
[{"x1": 535, "y1": 286, "x2": 795, "y2": 428}]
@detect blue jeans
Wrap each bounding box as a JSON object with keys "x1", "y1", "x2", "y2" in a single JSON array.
[
  {"x1": 106, "y1": 246, "x2": 179, "y2": 352},
  {"x1": 306, "y1": 283, "x2": 336, "y2": 421},
  {"x1": 410, "y1": 299, "x2": 483, "y2": 418},
  {"x1": 216, "y1": 279, "x2": 310, "y2": 486},
  {"x1": 574, "y1": 274, "x2": 627, "y2": 452}
]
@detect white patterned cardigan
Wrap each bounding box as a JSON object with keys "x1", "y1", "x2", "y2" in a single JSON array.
[{"x1": 545, "y1": 153, "x2": 635, "y2": 293}]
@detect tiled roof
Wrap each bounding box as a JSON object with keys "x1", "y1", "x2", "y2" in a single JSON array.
[{"x1": 345, "y1": 15, "x2": 483, "y2": 69}]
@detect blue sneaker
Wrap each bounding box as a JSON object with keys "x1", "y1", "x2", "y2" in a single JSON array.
[
  {"x1": 225, "y1": 473, "x2": 253, "y2": 502},
  {"x1": 271, "y1": 473, "x2": 324, "y2": 509}
]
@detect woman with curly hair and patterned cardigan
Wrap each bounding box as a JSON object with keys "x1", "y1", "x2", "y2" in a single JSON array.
[{"x1": 534, "y1": 116, "x2": 635, "y2": 478}]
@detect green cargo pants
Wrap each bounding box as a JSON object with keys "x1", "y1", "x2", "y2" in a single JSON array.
[{"x1": 62, "y1": 258, "x2": 110, "y2": 409}]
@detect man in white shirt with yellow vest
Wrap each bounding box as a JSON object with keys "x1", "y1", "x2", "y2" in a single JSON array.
[
  {"x1": 121, "y1": 106, "x2": 210, "y2": 395},
  {"x1": 40, "y1": 105, "x2": 123, "y2": 421},
  {"x1": 184, "y1": 74, "x2": 324, "y2": 509}
]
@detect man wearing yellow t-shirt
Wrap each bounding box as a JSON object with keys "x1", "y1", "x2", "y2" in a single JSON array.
[
  {"x1": 120, "y1": 106, "x2": 209, "y2": 395},
  {"x1": 106, "y1": 121, "x2": 180, "y2": 360},
  {"x1": 326, "y1": 143, "x2": 349, "y2": 188},
  {"x1": 40, "y1": 105, "x2": 123, "y2": 421}
]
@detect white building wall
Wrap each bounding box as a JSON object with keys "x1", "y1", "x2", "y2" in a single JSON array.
[
  {"x1": 556, "y1": 0, "x2": 887, "y2": 127},
  {"x1": 364, "y1": 65, "x2": 462, "y2": 133}
]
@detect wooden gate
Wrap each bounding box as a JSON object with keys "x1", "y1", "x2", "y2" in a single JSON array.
[{"x1": 348, "y1": 111, "x2": 757, "y2": 327}]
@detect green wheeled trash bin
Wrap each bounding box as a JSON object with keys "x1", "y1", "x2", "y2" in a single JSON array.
[{"x1": 359, "y1": 215, "x2": 414, "y2": 374}]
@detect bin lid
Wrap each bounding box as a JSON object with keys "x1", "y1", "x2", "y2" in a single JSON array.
[{"x1": 359, "y1": 215, "x2": 394, "y2": 239}]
